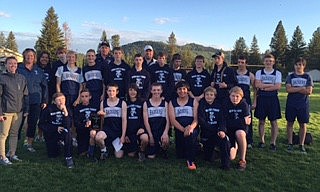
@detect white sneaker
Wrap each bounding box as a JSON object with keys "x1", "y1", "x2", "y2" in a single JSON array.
[
  {"x1": 9, "y1": 155, "x2": 22, "y2": 162},
  {"x1": 0, "y1": 158, "x2": 12, "y2": 165},
  {"x1": 26, "y1": 145, "x2": 36, "y2": 153}
]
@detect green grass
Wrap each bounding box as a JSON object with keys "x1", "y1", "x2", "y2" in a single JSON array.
[{"x1": 1, "y1": 84, "x2": 319, "y2": 192}]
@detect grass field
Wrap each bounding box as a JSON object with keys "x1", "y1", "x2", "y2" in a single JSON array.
[{"x1": 0, "y1": 84, "x2": 319, "y2": 192}]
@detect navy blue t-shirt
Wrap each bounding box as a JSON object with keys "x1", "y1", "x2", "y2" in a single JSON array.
[
  {"x1": 186, "y1": 68, "x2": 211, "y2": 97},
  {"x1": 286, "y1": 73, "x2": 313, "y2": 107}
]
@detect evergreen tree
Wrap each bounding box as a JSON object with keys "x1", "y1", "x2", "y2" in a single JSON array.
[
  {"x1": 111, "y1": 34, "x2": 120, "y2": 49},
  {"x1": 100, "y1": 30, "x2": 108, "y2": 42},
  {"x1": 181, "y1": 48, "x2": 194, "y2": 69},
  {"x1": 231, "y1": 37, "x2": 248, "y2": 64},
  {"x1": 0, "y1": 32, "x2": 6, "y2": 47},
  {"x1": 34, "y1": 7, "x2": 65, "y2": 60},
  {"x1": 287, "y1": 26, "x2": 306, "y2": 70},
  {"x1": 5, "y1": 31, "x2": 18, "y2": 52},
  {"x1": 270, "y1": 20, "x2": 288, "y2": 67},
  {"x1": 308, "y1": 27, "x2": 320, "y2": 70},
  {"x1": 97, "y1": 30, "x2": 109, "y2": 52},
  {"x1": 167, "y1": 32, "x2": 178, "y2": 61},
  {"x1": 248, "y1": 35, "x2": 262, "y2": 65}
]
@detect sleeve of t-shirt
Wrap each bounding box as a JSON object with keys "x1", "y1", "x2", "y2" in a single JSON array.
[
  {"x1": 255, "y1": 70, "x2": 261, "y2": 80},
  {"x1": 307, "y1": 75, "x2": 314, "y2": 87},
  {"x1": 55, "y1": 66, "x2": 63, "y2": 78},
  {"x1": 275, "y1": 70, "x2": 282, "y2": 84},
  {"x1": 285, "y1": 74, "x2": 292, "y2": 85}
]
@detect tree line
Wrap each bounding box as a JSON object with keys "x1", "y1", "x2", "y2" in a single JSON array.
[{"x1": 2, "y1": 7, "x2": 320, "y2": 73}]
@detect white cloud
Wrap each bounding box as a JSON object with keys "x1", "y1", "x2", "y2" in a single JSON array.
[
  {"x1": 154, "y1": 17, "x2": 178, "y2": 25},
  {"x1": 122, "y1": 16, "x2": 129, "y2": 23},
  {"x1": 0, "y1": 11, "x2": 10, "y2": 18}
]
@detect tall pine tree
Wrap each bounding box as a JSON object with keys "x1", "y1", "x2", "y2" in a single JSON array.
[
  {"x1": 100, "y1": 30, "x2": 108, "y2": 42},
  {"x1": 97, "y1": 30, "x2": 109, "y2": 52},
  {"x1": 308, "y1": 27, "x2": 320, "y2": 70},
  {"x1": 287, "y1": 26, "x2": 306, "y2": 70},
  {"x1": 248, "y1": 35, "x2": 262, "y2": 65},
  {"x1": 0, "y1": 32, "x2": 6, "y2": 47},
  {"x1": 231, "y1": 37, "x2": 248, "y2": 64},
  {"x1": 5, "y1": 31, "x2": 18, "y2": 52},
  {"x1": 111, "y1": 34, "x2": 120, "y2": 49},
  {"x1": 270, "y1": 20, "x2": 288, "y2": 67},
  {"x1": 35, "y1": 7, "x2": 65, "y2": 60}
]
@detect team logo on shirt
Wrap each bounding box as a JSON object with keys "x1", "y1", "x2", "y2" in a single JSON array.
[
  {"x1": 261, "y1": 74, "x2": 276, "y2": 84},
  {"x1": 229, "y1": 109, "x2": 242, "y2": 119},
  {"x1": 173, "y1": 73, "x2": 182, "y2": 82},
  {"x1": 209, "y1": 111, "x2": 215, "y2": 122},
  {"x1": 196, "y1": 77, "x2": 202, "y2": 86},
  {"x1": 136, "y1": 77, "x2": 143, "y2": 88},
  {"x1": 116, "y1": 69, "x2": 122, "y2": 78},
  {"x1": 129, "y1": 107, "x2": 138, "y2": 119},
  {"x1": 50, "y1": 111, "x2": 63, "y2": 125},
  {"x1": 291, "y1": 78, "x2": 307, "y2": 87},
  {"x1": 85, "y1": 110, "x2": 91, "y2": 121},
  {"x1": 158, "y1": 72, "x2": 165, "y2": 82}
]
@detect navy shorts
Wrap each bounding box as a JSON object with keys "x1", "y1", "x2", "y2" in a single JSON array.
[
  {"x1": 123, "y1": 134, "x2": 138, "y2": 153},
  {"x1": 254, "y1": 95, "x2": 281, "y2": 121},
  {"x1": 227, "y1": 127, "x2": 247, "y2": 148},
  {"x1": 147, "y1": 129, "x2": 164, "y2": 156},
  {"x1": 102, "y1": 129, "x2": 121, "y2": 146},
  {"x1": 285, "y1": 105, "x2": 309, "y2": 123}
]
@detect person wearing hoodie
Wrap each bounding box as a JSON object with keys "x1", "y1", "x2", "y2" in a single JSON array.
[
  {"x1": 224, "y1": 86, "x2": 251, "y2": 171},
  {"x1": 0, "y1": 57, "x2": 28, "y2": 165},
  {"x1": 198, "y1": 86, "x2": 230, "y2": 170},
  {"x1": 18, "y1": 48, "x2": 48, "y2": 153},
  {"x1": 210, "y1": 51, "x2": 238, "y2": 104}
]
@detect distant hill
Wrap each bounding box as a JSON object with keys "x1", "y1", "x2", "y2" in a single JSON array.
[
  {"x1": 121, "y1": 40, "x2": 227, "y2": 57},
  {"x1": 121, "y1": 40, "x2": 231, "y2": 71}
]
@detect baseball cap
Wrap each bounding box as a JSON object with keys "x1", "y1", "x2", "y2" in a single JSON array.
[
  {"x1": 99, "y1": 41, "x2": 110, "y2": 47},
  {"x1": 144, "y1": 45, "x2": 153, "y2": 51},
  {"x1": 212, "y1": 51, "x2": 225, "y2": 58}
]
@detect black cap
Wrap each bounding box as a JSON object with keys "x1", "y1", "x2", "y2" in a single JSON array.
[
  {"x1": 99, "y1": 41, "x2": 110, "y2": 47},
  {"x1": 212, "y1": 51, "x2": 225, "y2": 58}
]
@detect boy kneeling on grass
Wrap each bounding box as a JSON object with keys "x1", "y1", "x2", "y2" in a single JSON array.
[
  {"x1": 225, "y1": 86, "x2": 251, "y2": 171},
  {"x1": 38, "y1": 92, "x2": 74, "y2": 169},
  {"x1": 198, "y1": 86, "x2": 231, "y2": 170},
  {"x1": 95, "y1": 83, "x2": 127, "y2": 160}
]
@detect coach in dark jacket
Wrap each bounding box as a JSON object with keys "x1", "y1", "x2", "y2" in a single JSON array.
[{"x1": 0, "y1": 56, "x2": 28, "y2": 164}]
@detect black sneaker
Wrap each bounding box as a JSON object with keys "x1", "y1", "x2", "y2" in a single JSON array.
[
  {"x1": 299, "y1": 145, "x2": 307, "y2": 154},
  {"x1": 66, "y1": 157, "x2": 75, "y2": 169},
  {"x1": 287, "y1": 144, "x2": 294, "y2": 152},
  {"x1": 269, "y1": 144, "x2": 277, "y2": 152},
  {"x1": 87, "y1": 154, "x2": 98, "y2": 163},
  {"x1": 258, "y1": 142, "x2": 265, "y2": 149}
]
